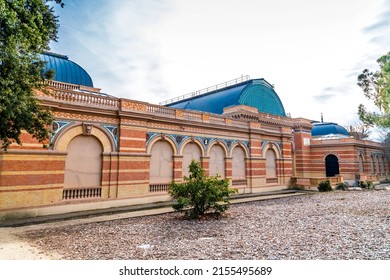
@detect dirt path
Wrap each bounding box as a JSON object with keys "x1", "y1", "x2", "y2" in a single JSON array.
[
  {"x1": 0, "y1": 227, "x2": 62, "y2": 260},
  {"x1": 0, "y1": 192, "x2": 306, "y2": 260},
  {"x1": 0, "y1": 207, "x2": 175, "y2": 260}
]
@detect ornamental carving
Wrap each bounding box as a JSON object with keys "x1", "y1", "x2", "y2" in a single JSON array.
[
  {"x1": 202, "y1": 114, "x2": 210, "y2": 122},
  {"x1": 121, "y1": 101, "x2": 147, "y2": 111},
  {"x1": 249, "y1": 122, "x2": 261, "y2": 129},
  {"x1": 145, "y1": 132, "x2": 249, "y2": 156},
  {"x1": 175, "y1": 135, "x2": 184, "y2": 145},
  {"x1": 175, "y1": 110, "x2": 184, "y2": 118},
  {"x1": 50, "y1": 120, "x2": 72, "y2": 143},
  {"x1": 101, "y1": 124, "x2": 119, "y2": 151},
  {"x1": 82, "y1": 123, "x2": 93, "y2": 135},
  {"x1": 120, "y1": 119, "x2": 148, "y2": 126},
  {"x1": 54, "y1": 112, "x2": 119, "y2": 124},
  {"x1": 226, "y1": 140, "x2": 232, "y2": 149}
]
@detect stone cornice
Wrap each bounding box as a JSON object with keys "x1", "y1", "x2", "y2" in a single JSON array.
[
  {"x1": 37, "y1": 89, "x2": 296, "y2": 139},
  {"x1": 310, "y1": 139, "x2": 385, "y2": 150}
]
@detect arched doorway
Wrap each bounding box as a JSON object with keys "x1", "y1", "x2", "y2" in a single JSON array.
[
  {"x1": 182, "y1": 142, "x2": 202, "y2": 177},
  {"x1": 64, "y1": 135, "x2": 103, "y2": 188},
  {"x1": 325, "y1": 154, "x2": 339, "y2": 177}
]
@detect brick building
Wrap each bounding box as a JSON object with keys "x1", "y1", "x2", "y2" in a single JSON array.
[{"x1": 0, "y1": 53, "x2": 388, "y2": 220}]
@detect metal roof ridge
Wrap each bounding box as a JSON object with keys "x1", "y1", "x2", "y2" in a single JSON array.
[
  {"x1": 43, "y1": 51, "x2": 69, "y2": 59},
  {"x1": 160, "y1": 75, "x2": 251, "y2": 106}
]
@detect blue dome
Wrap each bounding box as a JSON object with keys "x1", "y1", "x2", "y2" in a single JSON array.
[
  {"x1": 40, "y1": 52, "x2": 93, "y2": 87},
  {"x1": 312, "y1": 122, "x2": 349, "y2": 137},
  {"x1": 166, "y1": 78, "x2": 286, "y2": 116}
]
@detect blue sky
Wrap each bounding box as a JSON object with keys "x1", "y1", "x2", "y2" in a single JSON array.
[{"x1": 50, "y1": 0, "x2": 390, "y2": 132}]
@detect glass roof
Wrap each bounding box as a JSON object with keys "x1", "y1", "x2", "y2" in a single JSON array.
[
  {"x1": 311, "y1": 122, "x2": 349, "y2": 137},
  {"x1": 40, "y1": 52, "x2": 93, "y2": 87},
  {"x1": 166, "y1": 78, "x2": 286, "y2": 116}
]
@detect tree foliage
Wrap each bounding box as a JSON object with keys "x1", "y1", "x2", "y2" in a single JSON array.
[
  {"x1": 358, "y1": 52, "x2": 390, "y2": 128},
  {"x1": 168, "y1": 160, "x2": 238, "y2": 219},
  {"x1": 0, "y1": 0, "x2": 62, "y2": 150}
]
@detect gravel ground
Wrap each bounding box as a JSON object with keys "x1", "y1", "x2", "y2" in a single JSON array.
[{"x1": 20, "y1": 190, "x2": 390, "y2": 260}]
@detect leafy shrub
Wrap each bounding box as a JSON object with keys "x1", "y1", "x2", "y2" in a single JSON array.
[
  {"x1": 287, "y1": 177, "x2": 305, "y2": 190},
  {"x1": 335, "y1": 182, "x2": 348, "y2": 191},
  {"x1": 318, "y1": 180, "x2": 333, "y2": 192},
  {"x1": 367, "y1": 181, "x2": 374, "y2": 189},
  {"x1": 168, "y1": 160, "x2": 238, "y2": 219},
  {"x1": 288, "y1": 184, "x2": 305, "y2": 190},
  {"x1": 359, "y1": 180, "x2": 374, "y2": 189},
  {"x1": 359, "y1": 181, "x2": 368, "y2": 189}
]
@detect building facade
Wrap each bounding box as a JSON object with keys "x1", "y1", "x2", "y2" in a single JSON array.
[{"x1": 0, "y1": 53, "x2": 388, "y2": 220}]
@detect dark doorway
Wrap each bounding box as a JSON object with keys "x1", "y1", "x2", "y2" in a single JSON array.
[{"x1": 325, "y1": 154, "x2": 339, "y2": 177}]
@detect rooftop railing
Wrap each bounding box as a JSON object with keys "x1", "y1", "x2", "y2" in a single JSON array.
[
  {"x1": 146, "y1": 103, "x2": 176, "y2": 116},
  {"x1": 45, "y1": 80, "x2": 80, "y2": 91},
  {"x1": 48, "y1": 89, "x2": 119, "y2": 108},
  {"x1": 159, "y1": 75, "x2": 250, "y2": 105},
  {"x1": 42, "y1": 81, "x2": 292, "y2": 130}
]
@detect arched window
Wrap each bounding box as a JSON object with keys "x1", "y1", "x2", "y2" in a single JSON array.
[
  {"x1": 150, "y1": 140, "x2": 173, "y2": 184},
  {"x1": 64, "y1": 135, "x2": 103, "y2": 188},
  {"x1": 266, "y1": 149, "x2": 277, "y2": 178},
  {"x1": 209, "y1": 144, "x2": 225, "y2": 178},
  {"x1": 325, "y1": 154, "x2": 339, "y2": 177},
  {"x1": 371, "y1": 155, "x2": 375, "y2": 174},
  {"x1": 182, "y1": 143, "x2": 202, "y2": 177},
  {"x1": 232, "y1": 146, "x2": 246, "y2": 180}
]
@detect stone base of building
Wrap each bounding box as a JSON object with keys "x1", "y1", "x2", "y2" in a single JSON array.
[{"x1": 0, "y1": 194, "x2": 172, "y2": 222}]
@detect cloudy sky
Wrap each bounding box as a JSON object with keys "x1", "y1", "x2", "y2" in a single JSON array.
[{"x1": 50, "y1": 0, "x2": 390, "y2": 130}]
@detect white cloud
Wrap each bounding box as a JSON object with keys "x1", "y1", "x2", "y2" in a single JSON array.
[{"x1": 50, "y1": 0, "x2": 389, "y2": 128}]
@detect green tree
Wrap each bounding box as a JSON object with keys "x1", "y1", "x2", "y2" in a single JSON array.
[
  {"x1": 0, "y1": 0, "x2": 62, "y2": 150},
  {"x1": 358, "y1": 52, "x2": 390, "y2": 128},
  {"x1": 168, "y1": 160, "x2": 238, "y2": 219}
]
